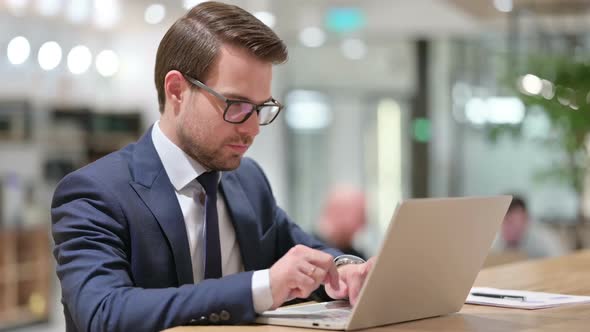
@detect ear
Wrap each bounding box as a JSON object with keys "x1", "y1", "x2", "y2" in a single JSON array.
[{"x1": 164, "y1": 70, "x2": 189, "y2": 113}]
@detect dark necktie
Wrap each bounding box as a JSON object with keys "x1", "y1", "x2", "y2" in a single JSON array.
[{"x1": 197, "y1": 171, "x2": 222, "y2": 279}]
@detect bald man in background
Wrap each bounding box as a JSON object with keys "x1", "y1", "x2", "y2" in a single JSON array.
[{"x1": 316, "y1": 186, "x2": 367, "y2": 259}]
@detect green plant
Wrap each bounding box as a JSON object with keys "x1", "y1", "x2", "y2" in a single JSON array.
[
  {"x1": 490, "y1": 56, "x2": 590, "y2": 228},
  {"x1": 521, "y1": 58, "x2": 589, "y2": 194}
]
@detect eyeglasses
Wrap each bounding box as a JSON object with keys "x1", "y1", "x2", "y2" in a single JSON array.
[{"x1": 183, "y1": 74, "x2": 283, "y2": 125}]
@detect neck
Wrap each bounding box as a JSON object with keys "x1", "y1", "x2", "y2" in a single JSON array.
[{"x1": 158, "y1": 115, "x2": 180, "y2": 146}]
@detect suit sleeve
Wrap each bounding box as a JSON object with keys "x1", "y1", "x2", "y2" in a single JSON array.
[{"x1": 51, "y1": 172, "x2": 256, "y2": 332}]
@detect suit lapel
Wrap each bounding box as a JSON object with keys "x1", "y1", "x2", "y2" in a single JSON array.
[
  {"x1": 128, "y1": 128, "x2": 193, "y2": 285},
  {"x1": 220, "y1": 172, "x2": 262, "y2": 271}
]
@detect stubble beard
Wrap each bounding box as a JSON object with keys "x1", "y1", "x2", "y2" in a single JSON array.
[{"x1": 177, "y1": 123, "x2": 245, "y2": 171}]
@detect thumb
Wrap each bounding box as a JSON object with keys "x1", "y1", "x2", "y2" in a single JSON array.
[{"x1": 326, "y1": 280, "x2": 348, "y2": 299}]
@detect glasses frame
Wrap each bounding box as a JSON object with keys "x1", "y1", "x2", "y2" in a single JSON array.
[{"x1": 183, "y1": 74, "x2": 283, "y2": 125}]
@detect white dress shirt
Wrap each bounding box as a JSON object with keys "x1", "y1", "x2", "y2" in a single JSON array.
[{"x1": 151, "y1": 122, "x2": 273, "y2": 313}]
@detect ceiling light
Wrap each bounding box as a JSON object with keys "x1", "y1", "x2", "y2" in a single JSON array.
[
  {"x1": 541, "y1": 79, "x2": 555, "y2": 100},
  {"x1": 299, "y1": 27, "x2": 326, "y2": 48},
  {"x1": 519, "y1": 74, "x2": 543, "y2": 95},
  {"x1": 485, "y1": 97, "x2": 525, "y2": 124},
  {"x1": 95, "y1": 50, "x2": 119, "y2": 77},
  {"x1": 7, "y1": 36, "x2": 31, "y2": 65},
  {"x1": 341, "y1": 38, "x2": 367, "y2": 60},
  {"x1": 465, "y1": 97, "x2": 525, "y2": 125},
  {"x1": 67, "y1": 45, "x2": 92, "y2": 74},
  {"x1": 144, "y1": 4, "x2": 166, "y2": 25},
  {"x1": 38, "y1": 41, "x2": 62, "y2": 71},
  {"x1": 325, "y1": 7, "x2": 365, "y2": 33},
  {"x1": 285, "y1": 90, "x2": 332, "y2": 130},
  {"x1": 465, "y1": 98, "x2": 487, "y2": 125}
]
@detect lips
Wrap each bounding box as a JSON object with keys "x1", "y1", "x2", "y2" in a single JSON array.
[
  {"x1": 227, "y1": 144, "x2": 249, "y2": 154},
  {"x1": 226, "y1": 136, "x2": 253, "y2": 154}
]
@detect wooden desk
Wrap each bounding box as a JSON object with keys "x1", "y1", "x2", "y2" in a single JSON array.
[{"x1": 167, "y1": 250, "x2": 590, "y2": 331}]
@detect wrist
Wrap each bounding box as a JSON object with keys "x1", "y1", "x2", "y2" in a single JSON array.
[
  {"x1": 334, "y1": 254, "x2": 365, "y2": 268},
  {"x1": 252, "y1": 269, "x2": 274, "y2": 313}
]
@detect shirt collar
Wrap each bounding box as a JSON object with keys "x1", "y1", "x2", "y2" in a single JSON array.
[{"x1": 151, "y1": 121, "x2": 209, "y2": 191}]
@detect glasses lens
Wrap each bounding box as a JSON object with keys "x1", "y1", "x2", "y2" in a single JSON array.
[
  {"x1": 258, "y1": 105, "x2": 280, "y2": 125},
  {"x1": 225, "y1": 102, "x2": 255, "y2": 123}
]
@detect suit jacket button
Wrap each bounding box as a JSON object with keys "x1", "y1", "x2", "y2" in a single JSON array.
[
  {"x1": 220, "y1": 310, "x2": 230, "y2": 321},
  {"x1": 199, "y1": 316, "x2": 208, "y2": 324},
  {"x1": 189, "y1": 319, "x2": 198, "y2": 325},
  {"x1": 209, "y1": 313, "x2": 220, "y2": 323}
]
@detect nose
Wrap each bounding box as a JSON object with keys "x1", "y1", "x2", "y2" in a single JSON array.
[{"x1": 235, "y1": 111, "x2": 260, "y2": 138}]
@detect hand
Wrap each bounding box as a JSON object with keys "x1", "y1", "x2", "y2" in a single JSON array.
[
  {"x1": 324, "y1": 257, "x2": 376, "y2": 306},
  {"x1": 269, "y1": 245, "x2": 340, "y2": 309}
]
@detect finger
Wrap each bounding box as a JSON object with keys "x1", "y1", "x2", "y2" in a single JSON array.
[
  {"x1": 325, "y1": 279, "x2": 348, "y2": 299},
  {"x1": 325, "y1": 263, "x2": 340, "y2": 291},
  {"x1": 363, "y1": 257, "x2": 376, "y2": 273},
  {"x1": 294, "y1": 246, "x2": 339, "y2": 290},
  {"x1": 302, "y1": 250, "x2": 340, "y2": 290},
  {"x1": 311, "y1": 266, "x2": 328, "y2": 287},
  {"x1": 300, "y1": 261, "x2": 330, "y2": 292},
  {"x1": 298, "y1": 261, "x2": 316, "y2": 277},
  {"x1": 347, "y1": 270, "x2": 364, "y2": 305},
  {"x1": 291, "y1": 245, "x2": 337, "y2": 281},
  {"x1": 305, "y1": 249, "x2": 336, "y2": 272},
  {"x1": 293, "y1": 268, "x2": 316, "y2": 290}
]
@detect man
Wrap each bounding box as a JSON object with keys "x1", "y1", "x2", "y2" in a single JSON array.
[
  {"x1": 316, "y1": 185, "x2": 367, "y2": 259},
  {"x1": 51, "y1": 2, "x2": 374, "y2": 331},
  {"x1": 492, "y1": 195, "x2": 568, "y2": 258}
]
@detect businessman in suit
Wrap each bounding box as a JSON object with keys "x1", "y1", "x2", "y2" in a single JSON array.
[{"x1": 51, "y1": 2, "x2": 374, "y2": 331}]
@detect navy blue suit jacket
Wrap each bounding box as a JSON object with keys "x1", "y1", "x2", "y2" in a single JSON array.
[{"x1": 51, "y1": 129, "x2": 341, "y2": 332}]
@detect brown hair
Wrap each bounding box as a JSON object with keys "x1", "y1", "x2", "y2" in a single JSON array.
[{"x1": 154, "y1": 1, "x2": 288, "y2": 113}]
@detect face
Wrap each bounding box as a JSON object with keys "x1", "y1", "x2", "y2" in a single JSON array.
[
  {"x1": 165, "y1": 44, "x2": 272, "y2": 171},
  {"x1": 322, "y1": 191, "x2": 366, "y2": 246},
  {"x1": 501, "y1": 207, "x2": 529, "y2": 245}
]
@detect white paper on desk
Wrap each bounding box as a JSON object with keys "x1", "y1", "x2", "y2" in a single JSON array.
[{"x1": 467, "y1": 287, "x2": 590, "y2": 309}]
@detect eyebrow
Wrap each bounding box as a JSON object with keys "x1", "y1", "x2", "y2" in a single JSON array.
[{"x1": 223, "y1": 93, "x2": 274, "y2": 104}]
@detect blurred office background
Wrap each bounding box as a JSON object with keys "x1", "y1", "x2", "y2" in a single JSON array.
[{"x1": 1, "y1": 0, "x2": 590, "y2": 330}]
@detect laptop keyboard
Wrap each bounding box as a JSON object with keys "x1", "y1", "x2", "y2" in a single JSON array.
[
  {"x1": 264, "y1": 301, "x2": 352, "y2": 322},
  {"x1": 307, "y1": 309, "x2": 351, "y2": 322}
]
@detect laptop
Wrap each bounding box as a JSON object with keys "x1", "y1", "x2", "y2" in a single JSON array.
[{"x1": 256, "y1": 196, "x2": 512, "y2": 330}]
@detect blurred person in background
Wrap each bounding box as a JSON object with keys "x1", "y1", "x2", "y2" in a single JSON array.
[
  {"x1": 316, "y1": 185, "x2": 367, "y2": 259},
  {"x1": 492, "y1": 195, "x2": 568, "y2": 259},
  {"x1": 50, "y1": 2, "x2": 373, "y2": 331}
]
